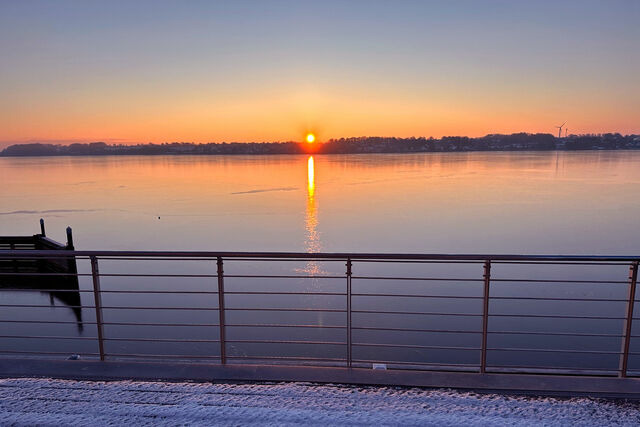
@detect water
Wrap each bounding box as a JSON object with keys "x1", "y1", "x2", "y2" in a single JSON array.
[{"x1": 1, "y1": 151, "x2": 640, "y2": 371}]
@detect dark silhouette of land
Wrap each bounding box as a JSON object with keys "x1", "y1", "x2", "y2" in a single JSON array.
[{"x1": 2, "y1": 133, "x2": 639, "y2": 157}]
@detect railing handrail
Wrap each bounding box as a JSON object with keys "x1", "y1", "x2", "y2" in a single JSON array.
[
  {"x1": 2, "y1": 249, "x2": 640, "y2": 381},
  {"x1": 0, "y1": 249, "x2": 639, "y2": 262}
]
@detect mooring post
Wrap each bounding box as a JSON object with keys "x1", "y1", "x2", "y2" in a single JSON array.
[
  {"x1": 39, "y1": 218, "x2": 46, "y2": 236},
  {"x1": 619, "y1": 261, "x2": 639, "y2": 378},
  {"x1": 65, "y1": 226, "x2": 78, "y2": 276},
  {"x1": 217, "y1": 257, "x2": 227, "y2": 364},
  {"x1": 346, "y1": 258, "x2": 353, "y2": 368},
  {"x1": 90, "y1": 256, "x2": 106, "y2": 361},
  {"x1": 480, "y1": 259, "x2": 491, "y2": 373},
  {"x1": 66, "y1": 226, "x2": 74, "y2": 249}
]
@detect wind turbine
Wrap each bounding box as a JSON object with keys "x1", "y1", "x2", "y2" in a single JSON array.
[{"x1": 555, "y1": 122, "x2": 566, "y2": 138}]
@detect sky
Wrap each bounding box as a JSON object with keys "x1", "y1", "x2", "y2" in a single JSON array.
[{"x1": 0, "y1": 0, "x2": 638, "y2": 147}]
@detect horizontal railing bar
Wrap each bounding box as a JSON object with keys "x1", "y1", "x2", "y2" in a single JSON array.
[
  {"x1": 102, "y1": 322, "x2": 220, "y2": 327},
  {"x1": 0, "y1": 304, "x2": 215, "y2": 311},
  {"x1": 100, "y1": 290, "x2": 219, "y2": 294},
  {"x1": 0, "y1": 350, "x2": 100, "y2": 356},
  {"x1": 226, "y1": 323, "x2": 346, "y2": 329},
  {"x1": 0, "y1": 289, "x2": 93, "y2": 293},
  {"x1": 0, "y1": 308, "x2": 625, "y2": 320},
  {"x1": 356, "y1": 260, "x2": 628, "y2": 266},
  {"x1": 353, "y1": 343, "x2": 480, "y2": 351},
  {"x1": 228, "y1": 258, "x2": 345, "y2": 262},
  {"x1": 490, "y1": 296, "x2": 627, "y2": 302},
  {"x1": 91, "y1": 257, "x2": 219, "y2": 261},
  {"x1": 493, "y1": 261, "x2": 630, "y2": 266},
  {"x1": 226, "y1": 355, "x2": 345, "y2": 362},
  {"x1": 0, "y1": 320, "x2": 97, "y2": 325},
  {"x1": 103, "y1": 337, "x2": 221, "y2": 343},
  {"x1": 354, "y1": 260, "x2": 482, "y2": 264},
  {"x1": 0, "y1": 335, "x2": 97, "y2": 340},
  {"x1": 97, "y1": 273, "x2": 216, "y2": 277},
  {"x1": 492, "y1": 278, "x2": 628, "y2": 284},
  {"x1": 352, "y1": 276, "x2": 482, "y2": 282},
  {"x1": 489, "y1": 314, "x2": 625, "y2": 320},
  {"x1": 0, "y1": 272, "x2": 90, "y2": 277},
  {"x1": 487, "y1": 347, "x2": 621, "y2": 355},
  {"x1": 351, "y1": 326, "x2": 481, "y2": 334},
  {"x1": 100, "y1": 306, "x2": 218, "y2": 310},
  {"x1": 225, "y1": 308, "x2": 345, "y2": 313},
  {"x1": 224, "y1": 291, "x2": 346, "y2": 296},
  {"x1": 352, "y1": 293, "x2": 481, "y2": 299},
  {"x1": 226, "y1": 339, "x2": 345, "y2": 345},
  {"x1": 0, "y1": 304, "x2": 94, "y2": 309},
  {"x1": 225, "y1": 275, "x2": 345, "y2": 279},
  {"x1": 490, "y1": 330, "x2": 624, "y2": 338},
  {"x1": 0, "y1": 288, "x2": 219, "y2": 295},
  {"x1": 352, "y1": 310, "x2": 481, "y2": 316},
  {"x1": 1, "y1": 249, "x2": 638, "y2": 262}
]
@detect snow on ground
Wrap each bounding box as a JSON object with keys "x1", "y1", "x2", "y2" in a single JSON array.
[{"x1": 1, "y1": 378, "x2": 639, "y2": 426}]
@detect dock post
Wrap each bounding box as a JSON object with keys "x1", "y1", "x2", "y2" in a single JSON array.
[
  {"x1": 66, "y1": 227, "x2": 74, "y2": 250},
  {"x1": 217, "y1": 257, "x2": 226, "y2": 364},
  {"x1": 346, "y1": 258, "x2": 352, "y2": 368},
  {"x1": 619, "y1": 261, "x2": 639, "y2": 378},
  {"x1": 65, "y1": 226, "x2": 78, "y2": 276},
  {"x1": 90, "y1": 256, "x2": 106, "y2": 361},
  {"x1": 480, "y1": 260, "x2": 491, "y2": 373},
  {"x1": 39, "y1": 218, "x2": 45, "y2": 236}
]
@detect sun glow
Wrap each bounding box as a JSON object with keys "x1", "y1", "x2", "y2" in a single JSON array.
[{"x1": 306, "y1": 133, "x2": 316, "y2": 144}]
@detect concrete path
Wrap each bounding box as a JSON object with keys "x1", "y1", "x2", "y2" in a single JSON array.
[{"x1": 1, "y1": 378, "x2": 640, "y2": 426}]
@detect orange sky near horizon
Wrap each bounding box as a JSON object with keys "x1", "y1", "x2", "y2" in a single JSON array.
[
  {"x1": 0, "y1": 1, "x2": 638, "y2": 147},
  {"x1": 2, "y1": 82, "x2": 637, "y2": 147}
]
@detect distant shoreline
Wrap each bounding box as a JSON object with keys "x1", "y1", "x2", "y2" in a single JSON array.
[
  {"x1": 2, "y1": 148, "x2": 640, "y2": 159},
  {"x1": 1, "y1": 133, "x2": 638, "y2": 157}
]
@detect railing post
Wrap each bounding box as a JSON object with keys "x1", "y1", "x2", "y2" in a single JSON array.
[
  {"x1": 39, "y1": 218, "x2": 46, "y2": 236},
  {"x1": 480, "y1": 259, "x2": 491, "y2": 373},
  {"x1": 619, "y1": 261, "x2": 639, "y2": 378},
  {"x1": 90, "y1": 256, "x2": 106, "y2": 361},
  {"x1": 346, "y1": 258, "x2": 352, "y2": 368},
  {"x1": 217, "y1": 257, "x2": 226, "y2": 364}
]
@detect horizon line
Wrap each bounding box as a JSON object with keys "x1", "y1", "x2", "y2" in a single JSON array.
[{"x1": 2, "y1": 131, "x2": 638, "y2": 148}]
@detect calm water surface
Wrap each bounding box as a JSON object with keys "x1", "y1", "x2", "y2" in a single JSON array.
[
  {"x1": 2, "y1": 151, "x2": 640, "y2": 253},
  {"x1": 1, "y1": 151, "x2": 640, "y2": 371}
]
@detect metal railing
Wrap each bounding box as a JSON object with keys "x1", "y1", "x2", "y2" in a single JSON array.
[{"x1": 0, "y1": 250, "x2": 639, "y2": 377}]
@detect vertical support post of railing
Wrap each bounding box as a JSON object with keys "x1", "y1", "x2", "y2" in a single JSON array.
[
  {"x1": 619, "y1": 261, "x2": 639, "y2": 378},
  {"x1": 39, "y1": 218, "x2": 46, "y2": 236},
  {"x1": 217, "y1": 256, "x2": 227, "y2": 364},
  {"x1": 346, "y1": 257, "x2": 353, "y2": 368},
  {"x1": 90, "y1": 256, "x2": 105, "y2": 361},
  {"x1": 480, "y1": 259, "x2": 491, "y2": 373}
]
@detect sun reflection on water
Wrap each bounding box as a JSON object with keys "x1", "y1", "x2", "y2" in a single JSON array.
[{"x1": 303, "y1": 156, "x2": 322, "y2": 275}]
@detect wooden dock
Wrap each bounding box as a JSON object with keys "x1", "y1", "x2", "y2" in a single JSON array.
[{"x1": 0, "y1": 220, "x2": 82, "y2": 328}]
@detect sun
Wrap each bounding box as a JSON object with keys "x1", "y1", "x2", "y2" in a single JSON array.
[{"x1": 306, "y1": 133, "x2": 315, "y2": 143}]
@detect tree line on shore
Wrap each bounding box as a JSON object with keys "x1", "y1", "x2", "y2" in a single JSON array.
[{"x1": 2, "y1": 133, "x2": 639, "y2": 156}]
